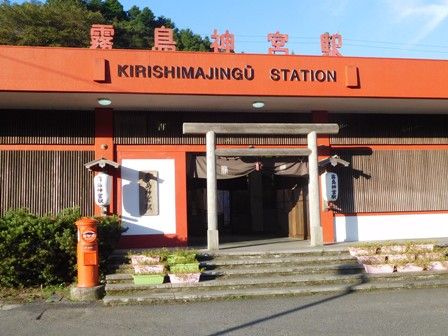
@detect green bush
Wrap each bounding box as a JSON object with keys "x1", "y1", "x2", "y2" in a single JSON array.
[{"x1": 0, "y1": 208, "x2": 123, "y2": 288}]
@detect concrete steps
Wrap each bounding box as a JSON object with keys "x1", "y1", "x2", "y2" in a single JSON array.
[
  {"x1": 105, "y1": 273, "x2": 365, "y2": 293},
  {"x1": 103, "y1": 278, "x2": 448, "y2": 305},
  {"x1": 102, "y1": 248, "x2": 448, "y2": 305}
]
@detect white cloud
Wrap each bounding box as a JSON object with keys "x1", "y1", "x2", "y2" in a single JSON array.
[{"x1": 386, "y1": 0, "x2": 448, "y2": 44}]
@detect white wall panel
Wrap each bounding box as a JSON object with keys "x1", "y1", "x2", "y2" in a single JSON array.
[
  {"x1": 121, "y1": 159, "x2": 176, "y2": 235},
  {"x1": 335, "y1": 213, "x2": 448, "y2": 242}
]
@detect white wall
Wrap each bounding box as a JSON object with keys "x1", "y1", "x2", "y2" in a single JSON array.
[
  {"x1": 121, "y1": 159, "x2": 176, "y2": 235},
  {"x1": 335, "y1": 213, "x2": 448, "y2": 242}
]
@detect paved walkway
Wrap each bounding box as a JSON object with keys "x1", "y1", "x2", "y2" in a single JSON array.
[
  {"x1": 194, "y1": 236, "x2": 448, "y2": 254},
  {"x1": 119, "y1": 236, "x2": 448, "y2": 255},
  {"x1": 2, "y1": 288, "x2": 448, "y2": 335}
]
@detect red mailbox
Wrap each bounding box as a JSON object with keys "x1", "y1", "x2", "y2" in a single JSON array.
[{"x1": 75, "y1": 217, "x2": 99, "y2": 288}]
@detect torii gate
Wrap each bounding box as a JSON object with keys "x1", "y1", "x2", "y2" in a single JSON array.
[{"x1": 183, "y1": 123, "x2": 340, "y2": 250}]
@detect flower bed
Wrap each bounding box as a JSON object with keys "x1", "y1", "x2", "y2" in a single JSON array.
[{"x1": 350, "y1": 241, "x2": 448, "y2": 274}]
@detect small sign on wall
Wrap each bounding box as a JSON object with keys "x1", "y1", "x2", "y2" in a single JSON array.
[
  {"x1": 94, "y1": 172, "x2": 112, "y2": 206},
  {"x1": 321, "y1": 172, "x2": 338, "y2": 201},
  {"x1": 138, "y1": 170, "x2": 159, "y2": 216}
]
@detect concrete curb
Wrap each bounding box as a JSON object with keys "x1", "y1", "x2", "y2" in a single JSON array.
[{"x1": 70, "y1": 285, "x2": 105, "y2": 301}]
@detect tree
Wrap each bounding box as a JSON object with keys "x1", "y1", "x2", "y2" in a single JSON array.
[
  {"x1": 0, "y1": 0, "x2": 210, "y2": 50},
  {"x1": 114, "y1": 6, "x2": 156, "y2": 49},
  {"x1": 175, "y1": 28, "x2": 211, "y2": 52},
  {"x1": 0, "y1": 0, "x2": 103, "y2": 47}
]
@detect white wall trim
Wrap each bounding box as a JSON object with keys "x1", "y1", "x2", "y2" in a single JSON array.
[{"x1": 335, "y1": 213, "x2": 448, "y2": 242}]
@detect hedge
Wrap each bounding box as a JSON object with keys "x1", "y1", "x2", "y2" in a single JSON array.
[{"x1": 0, "y1": 208, "x2": 123, "y2": 287}]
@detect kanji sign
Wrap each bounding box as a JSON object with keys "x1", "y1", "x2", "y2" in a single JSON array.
[
  {"x1": 320, "y1": 32, "x2": 343, "y2": 56},
  {"x1": 90, "y1": 24, "x2": 114, "y2": 49},
  {"x1": 152, "y1": 26, "x2": 177, "y2": 51},
  {"x1": 211, "y1": 29, "x2": 235, "y2": 53},
  {"x1": 267, "y1": 31, "x2": 289, "y2": 55}
]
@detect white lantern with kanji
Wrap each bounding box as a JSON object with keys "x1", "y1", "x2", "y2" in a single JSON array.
[
  {"x1": 321, "y1": 172, "x2": 338, "y2": 201},
  {"x1": 94, "y1": 172, "x2": 112, "y2": 206}
]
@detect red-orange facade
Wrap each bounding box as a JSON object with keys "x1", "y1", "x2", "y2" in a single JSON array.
[{"x1": 1, "y1": 45, "x2": 448, "y2": 247}]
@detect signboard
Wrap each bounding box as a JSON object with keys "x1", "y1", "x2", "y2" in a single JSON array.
[
  {"x1": 321, "y1": 172, "x2": 338, "y2": 201},
  {"x1": 94, "y1": 172, "x2": 112, "y2": 206}
]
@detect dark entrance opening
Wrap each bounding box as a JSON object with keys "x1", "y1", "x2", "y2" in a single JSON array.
[{"x1": 187, "y1": 156, "x2": 309, "y2": 245}]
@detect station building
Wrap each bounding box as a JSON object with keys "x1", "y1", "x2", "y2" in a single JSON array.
[{"x1": 1, "y1": 45, "x2": 448, "y2": 248}]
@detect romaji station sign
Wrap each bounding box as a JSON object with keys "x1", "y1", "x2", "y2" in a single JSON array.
[{"x1": 88, "y1": 25, "x2": 347, "y2": 93}]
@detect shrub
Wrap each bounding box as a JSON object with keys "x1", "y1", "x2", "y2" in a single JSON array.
[
  {"x1": 96, "y1": 214, "x2": 123, "y2": 275},
  {"x1": 0, "y1": 208, "x2": 123, "y2": 288}
]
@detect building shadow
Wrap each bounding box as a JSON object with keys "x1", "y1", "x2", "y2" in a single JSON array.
[
  {"x1": 206, "y1": 272, "x2": 367, "y2": 336},
  {"x1": 332, "y1": 147, "x2": 373, "y2": 242}
]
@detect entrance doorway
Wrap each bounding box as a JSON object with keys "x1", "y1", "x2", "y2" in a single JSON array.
[{"x1": 187, "y1": 161, "x2": 309, "y2": 245}]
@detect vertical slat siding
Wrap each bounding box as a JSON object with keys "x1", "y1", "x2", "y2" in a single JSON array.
[
  {"x1": 114, "y1": 111, "x2": 309, "y2": 145},
  {"x1": 331, "y1": 114, "x2": 448, "y2": 145},
  {"x1": 336, "y1": 150, "x2": 448, "y2": 213},
  {"x1": 0, "y1": 110, "x2": 95, "y2": 144},
  {"x1": 0, "y1": 151, "x2": 94, "y2": 215}
]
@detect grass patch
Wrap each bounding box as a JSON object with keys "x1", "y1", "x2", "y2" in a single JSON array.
[{"x1": 0, "y1": 285, "x2": 70, "y2": 304}]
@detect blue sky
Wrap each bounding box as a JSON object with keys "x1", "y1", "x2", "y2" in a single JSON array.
[{"x1": 119, "y1": 0, "x2": 448, "y2": 59}]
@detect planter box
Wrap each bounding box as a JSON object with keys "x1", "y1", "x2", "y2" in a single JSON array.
[
  {"x1": 169, "y1": 263, "x2": 200, "y2": 273},
  {"x1": 130, "y1": 255, "x2": 160, "y2": 266},
  {"x1": 363, "y1": 264, "x2": 394, "y2": 274},
  {"x1": 168, "y1": 272, "x2": 201, "y2": 284},
  {"x1": 133, "y1": 264, "x2": 165, "y2": 274},
  {"x1": 381, "y1": 245, "x2": 407, "y2": 254},
  {"x1": 387, "y1": 254, "x2": 415, "y2": 263},
  {"x1": 396, "y1": 264, "x2": 424, "y2": 273},
  {"x1": 416, "y1": 252, "x2": 445, "y2": 260},
  {"x1": 133, "y1": 274, "x2": 165, "y2": 285},
  {"x1": 357, "y1": 255, "x2": 386, "y2": 264},
  {"x1": 412, "y1": 244, "x2": 434, "y2": 252},
  {"x1": 427, "y1": 261, "x2": 448, "y2": 271},
  {"x1": 349, "y1": 247, "x2": 380, "y2": 257}
]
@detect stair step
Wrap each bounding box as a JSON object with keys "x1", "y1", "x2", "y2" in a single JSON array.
[
  {"x1": 105, "y1": 263, "x2": 364, "y2": 284},
  {"x1": 104, "y1": 245, "x2": 448, "y2": 305},
  {"x1": 367, "y1": 270, "x2": 448, "y2": 282},
  {"x1": 105, "y1": 273, "x2": 364, "y2": 293},
  {"x1": 105, "y1": 270, "x2": 448, "y2": 293},
  {"x1": 103, "y1": 284, "x2": 354, "y2": 305},
  {"x1": 110, "y1": 247, "x2": 349, "y2": 257},
  {"x1": 108, "y1": 249, "x2": 352, "y2": 266},
  {"x1": 109, "y1": 253, "x2": 353, "y2": 267},
  {"x1": 205, "y1": 263, "x2": 363, "y2": 276},
  {"x1": 103, "y1": 278, "x2": 448, "y2": 305},
  {"x1": 202, "y1": 249, "x2": 350, "y2": 258},
  {"x1": 108, "y1": 257, "x2": 359, "y2": 275},
  {"x1": 202, "y1": 254, "x2": 356, "y2": 267}
]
